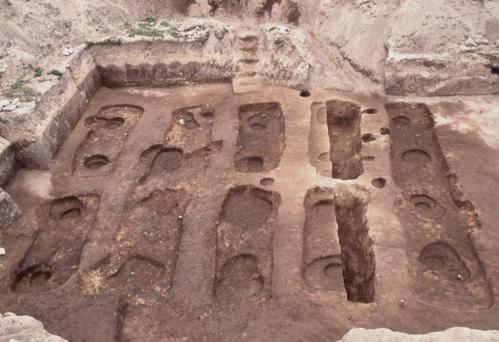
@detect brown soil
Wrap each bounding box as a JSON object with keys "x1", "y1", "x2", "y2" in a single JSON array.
[
  {"x1": 1, "y1": 83, "x2": 499, "y2": 341},
  {"x1": 386, "y1": 102, "x2": 493, "y2": 310}
]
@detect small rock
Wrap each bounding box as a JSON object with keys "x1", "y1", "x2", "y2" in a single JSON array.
[
  {"x1": 464, "y1": 37, "x2": 477, "y2": 47},
  {"x1": 11, "y1": 98, "x2": 19, "y2": 105},
  {"x1": 339, "y1": 327, "x2": 499, "y2": 341},
  {"x1": 62, "y1": 47, "x2": 74, "y2": 56},
  {"x1": 3, "y1": 104, "x2": 17, "y2": 112},
  {"x1": 456, "y1": 274, "x2": 464, "y2": 281},
  {"x1": 0, "y1": 314, "x2": 68, "y2": 341},
  {"x1": 459, "y1": 45, "x2": 474, "y2": 53},
  {"x1": 0, "y1": 247, "x2": 5, "y2": 256},
  {"x1": 0, "y1": 189, "x2": 22, "y2": 232},
  {"x1": 399, "y1": 299, "x2": 405, "y2": 307},
  {"x1": 178, "y1": 118, "x2": 185, "y2": 126},
  {"x1": 178, "y1": 215, "x2": 183, "y2": 220}
]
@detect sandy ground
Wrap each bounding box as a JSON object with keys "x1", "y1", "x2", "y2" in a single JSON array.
[
  {"x1": 1, "y1": 0, "x2": 497, "y2": 96},
  {"x1": 0, "y1": 0, "x2": 174, "y2": 93}
]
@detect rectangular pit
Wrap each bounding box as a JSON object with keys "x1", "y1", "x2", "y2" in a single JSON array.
[
  {"x1": 235, "y1": 102, "x2": 285, "y2": 173},
  {"x1": 326, "y1": 100, "x2": 364, "y2": 180},
  {"x1": 387, "y1": 102, "x2": 493, "y2": 309},
  {"x1": 0, "y1": 50, "x2": 497, "y2": 339},
  {"x1": 214, "y1": 185, "x2": 280, "y2": 303}
]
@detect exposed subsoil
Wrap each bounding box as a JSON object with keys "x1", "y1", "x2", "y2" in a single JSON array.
[{"x1": 1, "y1": 83, "x2": 499, "y2": 341}]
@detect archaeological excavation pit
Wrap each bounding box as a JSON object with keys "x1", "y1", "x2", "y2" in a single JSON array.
[{"x1": 0, "y1": 11, "x2": 499, "y2": 342}]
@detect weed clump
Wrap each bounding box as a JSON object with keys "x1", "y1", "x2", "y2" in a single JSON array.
[
  {"x1": 48, "y1": 69, "x2": 63, "y2": 77},
  {"x1": 5, "y1": 79, "x2": 40, "y2": 102},
  {"x1": 142, "y1": 17, "x2": 157, "y2": 25},
  {"x1": 34, "y1": 67, "x2": 43, "y2": 77},
  {"x1": 127, "y1": 18, "x2": 208, "y2": 41},
  {"x1": 128, "y1": 17, "x2": 163, "y2": 38}
]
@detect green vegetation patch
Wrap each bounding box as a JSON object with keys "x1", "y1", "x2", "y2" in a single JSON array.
[
  {"x1": 34, "y1": 67, "x2": 44, "y2": 78},
  {"x1": 5, "y1": 79, "x2": 40, "y2": 102},
  {"x1": 142, "y1": 17, "x2": 157, "y2": 25},
  {"x1": 128, "y1": 24, "x2": 164, "y2": 38},
  {"x1": 127, "y1": 18, "x2": 209, "y2": 41},
  {"x1": 48, "y1": 69, "x2": 63, "y2": 77},
  {"x1": 128, "y1": 16, "x2": 163, "y2": 38}
]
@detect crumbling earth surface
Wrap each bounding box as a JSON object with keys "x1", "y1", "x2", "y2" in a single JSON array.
[
  {"x1": 1, "y1": 0, "x2": 498, "y2": 99},
  {"x1": 338, "y1": 327, "x2": 499, "y2": 342},
  {"x1": 0, "y1": 312, "x2": 67, "y2": 341}
]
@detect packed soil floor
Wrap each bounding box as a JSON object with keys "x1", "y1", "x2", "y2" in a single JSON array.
[{"x1": 1, "y1": 83, "x2": 499, "y2": 341}]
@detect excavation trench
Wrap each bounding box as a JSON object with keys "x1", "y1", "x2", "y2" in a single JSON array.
[
  {"x1": 235, "y1": 102, "x2": 285, "y2": 173},
  {"x1": 303, "y1": 187, "x2": 376, "y2": 303},
  {"x1": 215, "y1": 185, "x2": 280, "y2": 303},
  {"x1": 326, "y1": 100, "x2": 364, "y2": 180},
  {"x1": 0, "y1": 62, "x2": 496, "y2": 340},
  {"x1": 334, "y1": 188, "x2": 375, "y2": 303},
  {"x1": 387, "y1": 102, "x2": 493, "y2": 309}
]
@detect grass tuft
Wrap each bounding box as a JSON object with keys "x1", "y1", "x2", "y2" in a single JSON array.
[
  {"x1": 34, "y1": 67, "x2": 43, "y2": 77},
  {"x1": 128, "y1": 27, "x2": 164, "y2": 38},
  {"x1": 5, "y1": 79, "x2": 40, "y2": 102},
  {"x1": 48, "y1": 69, "x2": 63, "y2": 77},
  {"x1": 141, "y1": 17, "x2": 157, "y2": 25}
]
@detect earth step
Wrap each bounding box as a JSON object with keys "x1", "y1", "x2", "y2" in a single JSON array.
[
  {"x1": 237, "y1": 38, "x2": 259, "y2": 52},
  {"x1": 237, "y1": 48, "x2": 258, "y2": 60},
  {"x1": 238, "y1": 70, "x2": 258, "y2": 77},
  {"x1": 236, "y1": 30, "x2": 259, "y2": 41},
  {"x1": 238, "y1": 61, "x2": 258, "y2": 74},
  {"x1": 232, "y1": 75, "x2": 268, "y2": 94},
  {"x1": 238, "y1": 54, "x2": 259, "y2": 64}
]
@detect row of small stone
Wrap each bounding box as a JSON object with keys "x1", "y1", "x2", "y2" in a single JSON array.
[{"x1": 0, "y1": 98, "x2": 22, "y2": 113}]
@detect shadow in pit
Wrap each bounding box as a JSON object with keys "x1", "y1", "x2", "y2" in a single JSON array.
[
  {"x1": 307, "y1": 100, "x2": 364, "y2": 179},
  {"x1": 326, "y1": 100, "x2": 364, "y2": 180},
  {"x1": 303, "y1": 188, "x2": 343, "y2": 293},
  {"x1": 303, "y1": 186, "x2": 376, "y2": 303},
  {"x1": 387, "y1": 102, "x2": 494, "y2": 309}
]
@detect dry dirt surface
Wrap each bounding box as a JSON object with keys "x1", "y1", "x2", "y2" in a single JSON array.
[
  {"x1": 1, "y1": 0, "x2": 498, "y2": 98},
  {"x1": 0, "y1": 84, "x2": 499, "y2": 341},
  {"x1": 0, "y1": 1, "x2": 499, "y2": 341}
]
